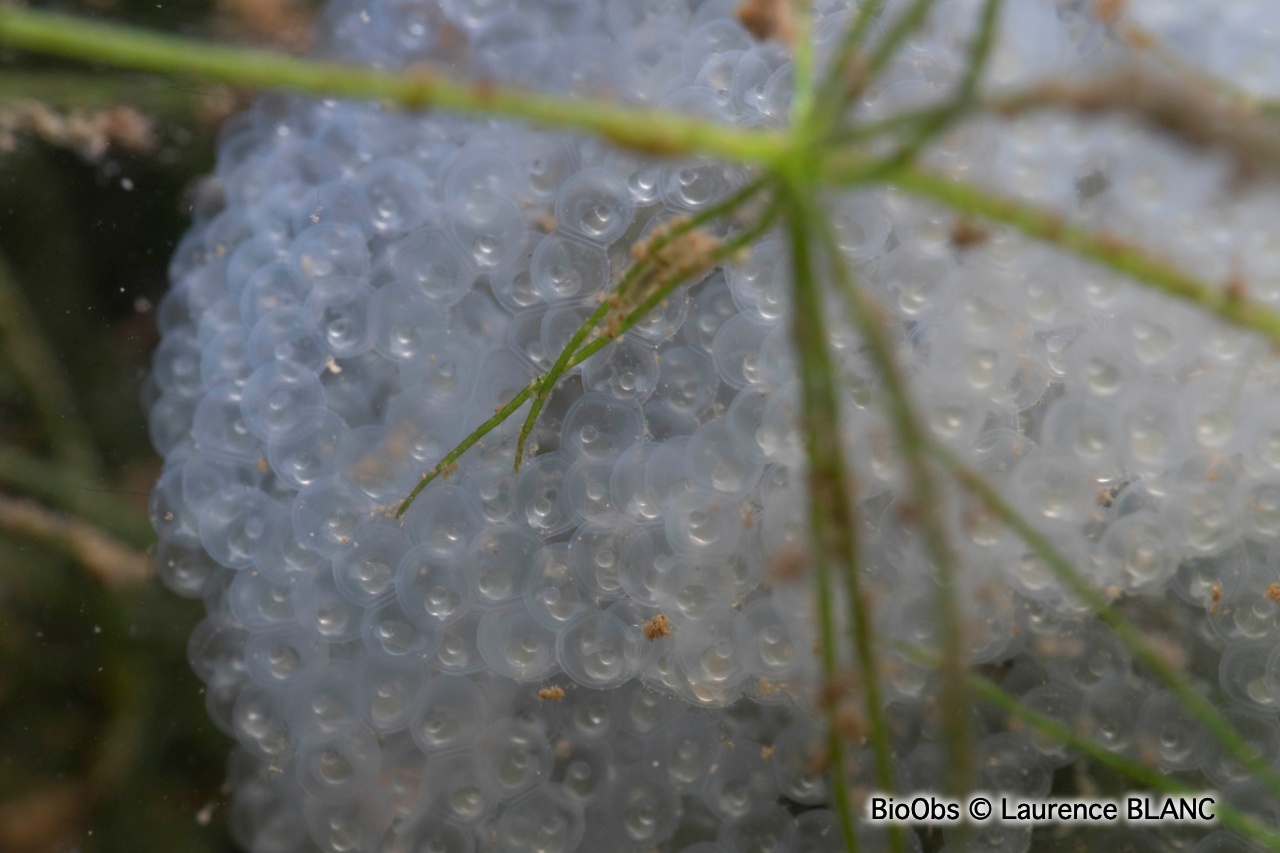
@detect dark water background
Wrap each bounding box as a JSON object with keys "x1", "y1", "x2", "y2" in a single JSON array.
[{"x1": 0, "y1": 2, "x2": 318, "y2": 850}]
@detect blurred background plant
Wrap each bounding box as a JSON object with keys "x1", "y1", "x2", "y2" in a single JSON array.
[{"x1": 0, "y1": 3, "x2": 316, "y2": 850}]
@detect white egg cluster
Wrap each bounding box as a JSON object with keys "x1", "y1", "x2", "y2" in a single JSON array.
[{"x1": 146, "y1": 0, "x2": 1280, "y2": 851}]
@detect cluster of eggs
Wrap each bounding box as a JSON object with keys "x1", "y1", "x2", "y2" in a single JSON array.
[{"x1": 146, "y1": 0, "x2": 1280, "y2": 850}]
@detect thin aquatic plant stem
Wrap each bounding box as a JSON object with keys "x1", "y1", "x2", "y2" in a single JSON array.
[
  {"x1": 871, "y1": 165, "x2": 1280, "y2": 347},
  {"x1": 897, "y1": 640, "x2": 1280, "y2": 851},
  {"x1": 935, "y1": 443, "x2": 1280, "y2": 805},
  {"x1": 398, "y1": 201, "x2": 782, "y2": 516},
  {"x1": 869, "y1": 0, "x2": 1001, "y2": 170},
  {"x1": 0, "y1": 7, "x2": 790, "y2": 168},
  {"x1": 782, "y1": 182, "x2": 900, "y2": 800},
  {"x1": 784, "y1": 184, "x2": 877, "y2": 853},
  {"x1": 858, "y1": 0, "x2": 943, "y2": 97},
  {"x1": 791, "y1": 0, "x2": 817, "y2": 123},
  {"x1": 812, "y1": 199, "x2": 973, "y2": 798},
  {"x1": 513, "y1": 178, "x2": 770, "y2": 472},
  {"x1": 809, "y1": 0, "x2": 886, "y2": 138}
]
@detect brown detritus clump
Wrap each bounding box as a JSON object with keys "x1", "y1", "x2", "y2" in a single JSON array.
[
  {"x1": 97, "y1": 105, "x2": 156, "y2": 152},
  {"x1": 807, "y1": 746, "x2": 831, "y2": 777},
  {"x1": 1145, "y1": 634, "x2": 1189, "y2": 670},
  {"x1": 219, "y1": 0, "x2": 315, "y2": 52},
  {"x1": 1035, "y1": 632, "x2": 1086, "y2": 661},
  {"x1": 603, "y1": 292, "x2": 625, "y2": 339},
  {"x1": 959, "y1": 501, "x2": 999, "y2": 544},
  {"x1": 643, "y1": 613, "x2": 673, "y2": 641},
  {"x1": 1093, "y1": 0, "x2": 1129, "y2": 24},
  {"x1": 629, "y1": 213, "x2": 691, "y2": 263},
  {"x1": 472, "y1": 77, "x2": 498, "y2": 104},
  {"x1": 835, "y1": 703, "x2": 865, "y2": 742},
  {"x1": 610, "y1": 222, "x2": 723, "y2": 345},
  {"x1": 439, "y1": 460, "x2": 460, "y2": 480},
  {"x1": 894, "y1": 501, "x2": 921, "y2": 527},
  {"x1": 1225, "y1": 271, "x2": 1248, "y2": 303},
  {"x1": 1095, "y1": 231, "x2": 1136, "y2": 256},
  {"x1": 538, "y1": 686, "x2": 565, "y2": 701},
  {"x1": 736, "y1": 0, "x2": 794, "y2": 45},
  {"x1": 767, "y1": 544, "x2": 810, "y2": 582},
  {"x1": 193, "y1": 85, "x2": 248, "y2": 131},
  {"x1": 1267, "y1": 583, "x2": 1280, "y2": 602},
  {"x1": 0, "y1": 101, "x2": 155, "y2": 159},
  {"x1": 352, "y1": 452, "x2": 395, "y2": 488},
  {"x1": 758, "y1": 678, "x2": 787, "y2": 697},
  {"x1": 760, "y1": 744, "x2": 775, "y2": 760},
  {"x1": 1135, "y1": 735, "x2": 1162, "y2": 770},
  {"x1": 1117, "y1": 23, "x2": 1157, "y2": 51},
  {"x1": 817, "y1": 672, "x2": 857, "y2": 710},
  {"x1": 195, "y1": 801, "x2": 217, "y2": 827},
  {"x1": 1041, "y1": 212, "x2": 1067, "y2": 242},
  {"x1": 400, "y1": 64, "x2": 446, "y2": 109},
  {"x1": 1210, "y1": 583, "x2": 1223, "y2": 613},
  {"x1": 949, "y1": 217, "x2": 989, "y2": 250},
  {"x1": 384, "y1": 427, "x2": 412, "y2": 464},
  {"x1": 843, "y1": 52, "x2": 871, "y2": 102}
]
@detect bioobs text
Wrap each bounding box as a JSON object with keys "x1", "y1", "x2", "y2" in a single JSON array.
[
  {"x1": 867, "y1": 794, "x2": 1217, "y2": 826},
  {"x1": 868, "y1": 795, "x2": 962, "y2": 824}
]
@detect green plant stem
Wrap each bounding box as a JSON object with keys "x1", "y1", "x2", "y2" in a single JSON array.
[
  {"x1": 398, "y1": 202, "x2": 782, "y2": 517},
  {"x1": 0, "y1": 7, "x2": 789, "y2": 168},
  {"x1": 870, "y1": 165, "x2": 1280, "y2": 346},
  {"x1": 784, "y1": 185, "x2": 880, "y2": 853},
  {"x1": 935, "y1": 443, "x2": 1280, "y2": 805},
  {"x1": 858, "y1": 0, "x2": 941, "y2": 96},
  {"x1": 513, "y1": 301, "x2": 608, "y2": 472},
  {"x1": 829, "y1": 101, "x2": 951, "y2": 147},
  {"x1": 0, "y1": 253, "x2": 99, "y2": 475},
  {"x1": 869, "y1": 0, "x2": 1000, "y2": 169},
  {"x1": 514, "y1": 178, "x2": 769, "y2": 472},
  {"x1": 810, "y1": 0, "x2": 885, "y2": 138},
  {"x1": 808, "y1": 0, "x2": 942, "y2": 147},
  {"x1": 813, "y1": 200, "x2": 972, "y2": 798},
  {"x1": 791, "y1": 0, "x2": 817, "y2": 123},
  {"x1": 898, "y1": 641, "x2": 1280, "y2": 851},
  {"x1": 396, "y1": 382, "x2": 537, "y2": 517}
]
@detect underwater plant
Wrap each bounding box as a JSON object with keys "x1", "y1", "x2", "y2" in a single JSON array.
[{"x1": 7, "y1": 0, "x2": 1280, "y2": 851}]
